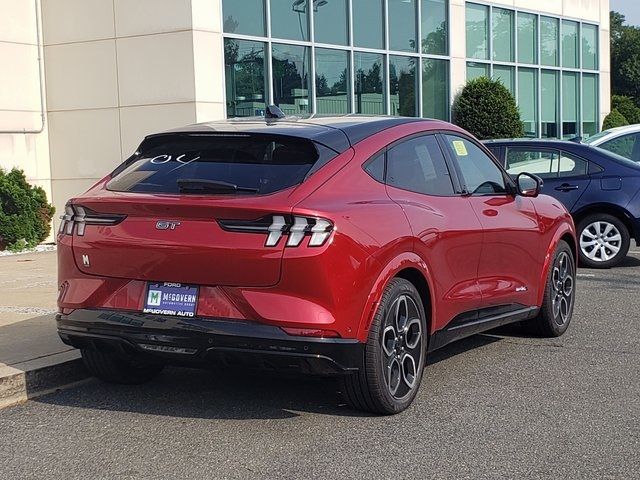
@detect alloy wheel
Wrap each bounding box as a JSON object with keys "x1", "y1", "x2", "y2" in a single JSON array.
[
  {"x1": 381, "y1": 295, "x2": 423, "y2": 399},
  {"x1": 580, "y1": 221, "x2": 622, "y2": 263},
  {"x1": 551, "y1": 251, "x2": 574, "y2": 326}
]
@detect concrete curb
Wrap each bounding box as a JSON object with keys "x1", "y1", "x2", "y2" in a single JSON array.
[{"x1": 0, "y1": 350, "x2": 89, "y2": 409}]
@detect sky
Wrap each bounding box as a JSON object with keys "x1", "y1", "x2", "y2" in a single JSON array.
[{"x1": 610, "y1": 0, "x2": 640, "y2": 27}]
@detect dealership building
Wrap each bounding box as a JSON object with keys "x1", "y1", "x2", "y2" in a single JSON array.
[{"x1": 0, "y1": 0, "x2": 611, "y2": 234}]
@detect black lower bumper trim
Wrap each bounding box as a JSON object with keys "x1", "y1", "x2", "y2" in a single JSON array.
[{"x1": 57, "y1": 309, "x2": 363, "y2": 375}]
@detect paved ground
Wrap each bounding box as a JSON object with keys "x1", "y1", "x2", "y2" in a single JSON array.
[{"x1": 1, "y1": 252, "x2": 639, "y2": 479}]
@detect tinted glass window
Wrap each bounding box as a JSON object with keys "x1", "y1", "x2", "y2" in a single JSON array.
[
  {"x1": 222, "y1": 0, "x2": 265, "y2": 36},
  {"x1": 364, "y1": 153, "x2": 385, "y2": 182},
  {"x1": 315, "y1": 48, "x2": 349, "y2": 114},
  {"x1": 599, "y1": 134, "x2": 639, "y2": 161},
  {"x1": 389, "y1": 0, "x2": 417, "y2": 53},
  {"x1": 224, "y1": 39, "x2": 267, "y2": 118},
  {"x1": 387, "y1": 136, "x2": 454, "y2": 196},
  {"x1": 353, "y1": 0, "x2": 384, "y2": 49},
  {"x1": 108, "y1": 135, "x2": 325, "y2": 196},
  {"x1": 314, "y1": 0, "x2": 348, "y2": 45},
  {"x1": 559, "y1": 152, "x2": 588, "y2": 177},
  {"x1": 506, "y1": 148, "x2": 559, "y2": 179},
  {"x1": 444, "y1": 135, "x2": 507, "y2": 194},
  {"x1": 355, "y1": 52, "x2": 385, "y2": 114},
  {"x1": 270, "y1": 0, "x2": 309, "y2": 41}
]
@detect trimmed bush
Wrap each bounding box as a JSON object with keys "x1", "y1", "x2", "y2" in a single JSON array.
[
  {"x1": 611, "y1": 95, "x2": 640, "y2": 124},
  {"x1": 452, "y1": 77, "x2": 524, "y2": 140},
  {"x1": 602, "y1": 108, "x2": 630, "y2": 130},
  {"x1": 0, "y1": 168, "x2": 55, "y2": 251}
]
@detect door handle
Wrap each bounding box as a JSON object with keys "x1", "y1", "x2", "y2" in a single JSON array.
[{"x1": 555, "y1": 183, "x2": 579, "y2": 192}]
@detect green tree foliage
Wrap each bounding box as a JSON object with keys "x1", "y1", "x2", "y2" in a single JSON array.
[
  {"x1": 452, "y1": 77, "x2": 524, "y2": 140},
  {"x1": 602, "y1": 109, "x2": 629, "y2": 130},
  {"x1": 0, "y1": 168, "x2": 55, "y2": 251},
  {"x1": 611, "y1": 95, "x2": 640, "y2": 125},
  {"x1": 611, "y1": 11, "x2": 640, "y2": 105}
]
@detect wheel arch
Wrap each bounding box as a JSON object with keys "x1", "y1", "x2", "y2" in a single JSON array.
[
  {"x1": 537, "y1": 221, "x2": 577, "y2": 306},
  {"x1": 572, "y1": 203, "x2": 635, "y2": 240}
]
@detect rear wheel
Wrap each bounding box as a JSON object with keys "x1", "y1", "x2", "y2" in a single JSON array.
[
  {"x1": 577, "y1": 213, "x2": 630, "y2": 268},
  {"x1": 341, "y1": 278, "x2": 427, "y2": 415},
  {"x1": 81, "y1": 349, "x2": 164, "y2": 385}
]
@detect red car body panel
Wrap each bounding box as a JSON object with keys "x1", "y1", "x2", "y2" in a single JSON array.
[{"x1": 57, "y1": 118, "x2": 576, "y2": 358}]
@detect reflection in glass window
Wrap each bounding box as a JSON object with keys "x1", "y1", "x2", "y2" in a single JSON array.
[
  {"x1": 422, "y1": 59, "x2": 449, "y2": 120},
  {"x1": 517, "y1": 12, "x2": 537, "y2": 64},
  {"x1": 314, "y1": 0, "x2": 348, "y2": 45},
  {"x1": 582, "y1": 24, "x2": 598, "y2": 70},
  {"x1": 562, "y1": 72, "x2": 579, "y2": 138},
  {"x1": 506, "y1": 149, "x2": 559, "y2": 178},
  {"x1": 541, "y1": 70, "x2": 559, "y2": 138},
  {"x1": 444, "y1": 135, "x2": 507, "y2": 194},
  {"x1": 493, "y1": 8, "x2": 514, "y2": 62},
  {"x1": 271, "y1": 0, "x2": 309, "y2": 41},
  {"x1": 467, "y1": 62, "x2": 489, "y2": 81},
  {"x1": 559, "y1": 152, "x2": 588, "y2": 177},
  {"x1": 422, "y1": 0, "x2": 448, "y2": 55},
  {"x1": 466, "y1": 3, "x2": 489, "y2": 60},
  {"x1": 222, "y1": 0, "x2": 265, "y2": 36},
  {"x1": 518, "y1": 68, "x2": 538, "y2": 137},
  {"x1": 600, "y1": 134, "x2": 640, "y2": 161},
  {"x1": 315, "y1": 48, "x2": 350, "y2": 114},
  {"x1": 355, "y1": 52, "x2": 385, "y2": 114},
  {"x1": 224, "y1": 39, "x2": 267, "y2": 118},
  {"x1": 353, "y1": 0, "x2": 384, "y2": 49},
  {"x1": 272, "y1": 43, "x2": 311, "y2": 115},
  {"x1": 389, "y1": 0, "x2": 417, "y2": 52},
  {"x1": 582, "y1": 74, "x2": 598, "y2": 138},
  {"x1": 389, "y1": 56, "x2": 417, "y2": 117},
  {"x1": 493, "y1": 65, "x2": 514, "y2": 94},
  {"x1": 541, "y1": 16, "x2": 559, "y2": 66},
  {"x1": 562, "y1": 20, "x2": 579, "y2": 68}
]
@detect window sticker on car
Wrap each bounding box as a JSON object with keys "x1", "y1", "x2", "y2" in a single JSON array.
[{"x1": 452, "y1": 140, "x2": 468, "y2": 156}]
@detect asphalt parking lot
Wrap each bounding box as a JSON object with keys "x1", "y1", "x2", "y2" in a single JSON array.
[{"x1": 1, "y1": 253, "x2": 639, "y2": 479}]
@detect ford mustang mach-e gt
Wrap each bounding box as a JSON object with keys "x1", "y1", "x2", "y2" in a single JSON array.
[{"x1": 57, "y1": 113, "x2": 577, "y2": 414}]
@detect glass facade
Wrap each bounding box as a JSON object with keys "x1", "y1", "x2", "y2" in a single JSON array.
[
  {"x1": 465, "y1": 3, "x2": 600, "y2": 139},
  {"x1": 223, "y1": 0, "x2": 451, "y2": 120}
]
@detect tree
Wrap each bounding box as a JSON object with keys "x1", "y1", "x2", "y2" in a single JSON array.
[
  {"x1": 452, "y1": 77, "x2": 524, "y2": 140},
  {"x1": 611, "y1": 95, "x2": 640, "y2": 124},
  {"x1": 602, "y1": 109, "x2": 629, "y2": 130},
  {"x1": 610, "y1": 11, "x2": 640, "y2": 105}
]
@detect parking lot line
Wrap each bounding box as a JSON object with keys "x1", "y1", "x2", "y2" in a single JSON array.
[{"x1": 576, "y1": 273, "x2": 596, "y2": 277}]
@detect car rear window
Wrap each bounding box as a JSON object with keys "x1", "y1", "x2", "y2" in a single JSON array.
[{"x1": 107, "y1": 134, "x2": 334, "y2": 195}]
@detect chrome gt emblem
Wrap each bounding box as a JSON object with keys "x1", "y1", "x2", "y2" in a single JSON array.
[{"x1": 156, "y1": 221, "x2": 181, "y2": 230}]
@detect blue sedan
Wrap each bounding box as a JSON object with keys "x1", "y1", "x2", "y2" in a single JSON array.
[{"x1": 484, "y1": 139, "x2": 640, "y2": 268}]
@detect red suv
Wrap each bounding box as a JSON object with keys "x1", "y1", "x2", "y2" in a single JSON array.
[{"x1": 57, "y1": 114, "x2": 577, "y2": 414}]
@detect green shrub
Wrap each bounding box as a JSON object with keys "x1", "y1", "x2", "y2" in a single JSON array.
[
  {"x1": 602, "y1": 108, "x2": 630, "y2": 130},
  {"x1": 0, "y1": 168, "x2": 55, "y2": 251},
  {"x1": 452, "y1": 77, "x2": 524, "y2": 140},
  {"x1": 611, "y1": 95, "x2": 640, "y2": 124}
]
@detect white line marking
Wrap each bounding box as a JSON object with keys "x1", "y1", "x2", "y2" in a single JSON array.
[{"x1": 577, "y1": 273, "x2": 596, "y2": 277}]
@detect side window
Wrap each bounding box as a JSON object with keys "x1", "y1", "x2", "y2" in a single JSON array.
[
  {"x1": 558, "y1": 151, "x2": 588, "y2": 177},
  {"x1": 444, "y1": 135, "x2": 507, "y2": 195},
  {"x1": 364, "y1": 153, "x2": 385, "y2": 182},
  {"x1": 386, "y1": 135, "x2": 455, "y2": 196},
  {"x1": 599, "y1": 133, "x2": 638, "y2": 160},
  {"x1": 506, "y1": 148, "x2": 559, "y2": 179}
]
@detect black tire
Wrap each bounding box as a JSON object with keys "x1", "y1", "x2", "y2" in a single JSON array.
[
  {"x1": 526, "y1": 240, "x2": 576, "y2": 337},
  {"x1": 81, "y1": 349, "x2": 164, "y2": 385},
  {"x1": 341, "y1": 278, "x2": 427, "y2": 415},
  {"x1": 576, "y1": 213, "x2": 630, "y2": 268}
]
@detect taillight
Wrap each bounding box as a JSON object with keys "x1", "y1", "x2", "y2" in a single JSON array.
[
  {"x1": 218, "y1": 214, "x2": 334, "y2": 248},
  {"x1": 58, "y1": 204, "x2": 126, "y2": 236}
]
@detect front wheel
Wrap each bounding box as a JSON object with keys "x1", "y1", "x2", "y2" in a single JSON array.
[
  {"x1": 341, "y1": 278, "x2": 427, "y2": 415},
  {"x1": 577, "y1": 214, "x2": 630, "y2": 268}
]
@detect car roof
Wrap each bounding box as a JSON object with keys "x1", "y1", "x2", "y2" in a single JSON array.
[
  {"x1": 483, "y1": 138, "x2": 582, "y2": 147},
  {"x1": 149, "y1": 115, "x2": 452, "y2": 153}
]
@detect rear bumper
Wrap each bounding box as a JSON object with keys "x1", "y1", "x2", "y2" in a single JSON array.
[{"x1": 57, "y1": 309, "x2": 363, "y2": 375}]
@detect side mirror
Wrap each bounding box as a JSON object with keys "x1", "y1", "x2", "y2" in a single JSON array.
[{"x1": 516, "y1": 172, "x2": 543, "y2": 197}]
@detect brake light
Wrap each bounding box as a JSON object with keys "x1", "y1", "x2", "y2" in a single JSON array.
[
  {"x1": 218, "y1": 215, "x2": 334, "y2": 248},
  {"x1": 58, "y1": 204, "x2": 126, "y2": 236}
]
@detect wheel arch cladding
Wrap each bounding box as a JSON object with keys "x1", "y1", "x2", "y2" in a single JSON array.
[
  {"x1": 561, "y1": 232, "x2": 578, "y2": 263},
  {"x1": 395, "y1": 267, "x2": 432, "y2": 335}
]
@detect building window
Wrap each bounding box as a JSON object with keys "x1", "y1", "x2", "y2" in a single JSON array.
[
  {"x1": 466, "y1": 3, "x2": 489, "y2": 60},
  {"x1": 582, "y1": 24, "x2": 598, "y2": 70},
  {"x1": 540, "y1": 16, "x2": 559, "y2": 67},
  {"x1": 389, "y1": 55, "x2": 417, "y2": 116},
  {"x1": 224, "y1": 39, "x2": 267, "y2": 118},
  {"x1": 222, "y1": 0, "x2": 265, "y2": 36},
  {"x1": 270, "y1": 0, "x2": 309, "y2": 41},
  {"x1": 562, "y1": 72, "x2": 579, "y2": 138},
  {"x1": 422, "y1": 58, "x2": 449, "y2": 120},
  {"x1": 518, "y1": 68, "x2": 538, "y2": 137},
  {"x1": 541, "y1": 70, "x2": 559, "y2": 138},
  {"x1": 314, "y1": 0, "x2": 348, "y2": 46},
  {"x1": 422, "y1": 0, "x2": 448, "y2": 55},
  {"x1": 492, "y1": 8, "x2": 514, "y2": 62},
  {"x1": 467, "y1": 61, "x2": 488, "y2": 81},
  {"x1": 389, "y1": 0, "x2": 417, "y2": 52},
  {"x1": 354, "y1": 52, "x2": 385, "y2": 114},
  {"x1": 517, "y1": 12, "x2": 537, "y2": 65},
  {"x1": 562, "y1": 20, "x2": 579, "y2": 68},
  {"x1": 352, "y1": 0, "x2": 384, "y2": 49},
  {"x1": 582, "y1": 73, "x2": 598, "y2": 137},
  {"x1": 272, "y1": 43, "x2": 311, "y2": 114},
  {"x1": 493, "y1": 65, "x2": 514, "y2": 94},
  {"x1": 315, "y1": 48, "x2": 350, "y2": 114}
]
